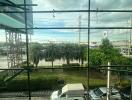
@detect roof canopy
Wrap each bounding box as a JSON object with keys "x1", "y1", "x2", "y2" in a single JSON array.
[{"x1": 0, "y1": 0, "x2": 33, "y2": 34}]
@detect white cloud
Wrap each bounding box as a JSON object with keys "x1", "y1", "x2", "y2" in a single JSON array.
[{"x1": 31, "y1": 0, "x2": 132, "y2": 42}]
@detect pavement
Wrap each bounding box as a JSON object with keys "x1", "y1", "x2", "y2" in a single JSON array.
[
  {"x1": 0, "y1": 97, "x2": 49, "y2": 100},
  {"x1": 0, "y1": 91, "x2": 52, "y2": 100}
]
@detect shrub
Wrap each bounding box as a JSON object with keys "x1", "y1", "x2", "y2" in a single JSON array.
[
  {"x1": 0, "y1": 76, "x2": 60, "y2": 92},
  {"x1": 62, "y1": 63, "x2": 80, "y2": 67},
  {"x1": 19, "y1": 61, "x2": 34, "y2": 68}
]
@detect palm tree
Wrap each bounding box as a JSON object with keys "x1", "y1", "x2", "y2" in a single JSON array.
[
  {"x1": 78, "y1": 44, "x2": 87, "y2": 65},
  {"x1": 61, "y1": 43, "x2": 75, "y2": 65},
  {"x1": 29, "y1": 43, "x2": 43, "y2": 68},
  {"x1": 44, "y1": 43, "x2": 61, "y2": 68},
  {"x1": 43, "y1": 43, "x2": 87, "y2": 67}
]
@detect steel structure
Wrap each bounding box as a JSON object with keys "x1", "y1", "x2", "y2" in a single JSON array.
[
  {"x1": 0, "y1": 0, "x2": 33, "y2": 70},
  {"x1": 6, "y1": 30, "x2": 22, "y2": 68}
]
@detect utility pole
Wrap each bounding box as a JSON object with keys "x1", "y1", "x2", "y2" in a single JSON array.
[
  {"x1": 125, "y1": 20, "x2": 129, "y2": 56},
  {"x1": 78, "y1": 15, "x2": 81, "y2": 44},
  {"x1": 107, "y1": 62, "x2": 111, "y2": 100},
  {"x1": 127, "y1": 18, "x2": 132, "y2": 56},
  {"x1": 130, "y1": 18, "x2": 132, "y2": 100},
  {"x1": 129, "y1": 18, "x2": 132, "y2": 56}
]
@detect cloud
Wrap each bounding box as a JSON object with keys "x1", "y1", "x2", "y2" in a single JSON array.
[
  {"x1": 121, "y1": 0, "x2": 132, "y2": 8},
  {"x1": 95, "y1": 0, "x2": 121, "y2": 9},
  {"x1": 90, "y1": 0, "x2": 132, "y2": 10},
  {"x1": 33, "y1": 0, "x2": 87, "y2": 10},
  {"x1": 32, "y1": 0, "x2": 132, "y2": 42},
  {"x1": 46, "y1": 0, "x2": 87, "y2": 9}
]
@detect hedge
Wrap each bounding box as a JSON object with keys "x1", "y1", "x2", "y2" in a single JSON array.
[{"x1": 0, "y1": 76, "x2": 60, "y2": 92}]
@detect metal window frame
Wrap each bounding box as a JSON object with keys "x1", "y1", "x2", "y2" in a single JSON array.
[{"x1": 0, "y1": 0, "x2": 132, "y2": 100}]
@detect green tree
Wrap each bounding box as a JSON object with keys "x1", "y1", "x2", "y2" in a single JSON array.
[
  {"x1": 89, "y1": 49, "x2": 105, "y2": 66},
  {"x1": 60, "y1": 43, "x2": 87, "y2": 66},
  {"x1": 29, "y1": 43, "x2": 43, "y2": 68},
  {"x1": 44, "y1": 43, "x2": 61, "y2": 68},
  {"x1": 99, "y1": 38, "x2": 113, "y2": 54},
  {"x1": 99, "y1": 38, "x2": 121, "y2": 64},
  {"x1": 61, "y1": 43, "x2": 75, "y2": 65},
  {"x1": 78, "y1": 44, "x2": 87, "y2": 65},
  {"x1": 99, "y1": 38, "x2": 132, "y2": 85}
]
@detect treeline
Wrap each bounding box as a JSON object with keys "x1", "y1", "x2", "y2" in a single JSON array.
[
  {"x1": 28, "y1": 38, "x2": 132, "y2": 68},
  {"x1": 29, "y1": 43, "x2": 87, "y2": 67},
  {"x1": 90, "y1": 38, "x2": 132, "y2": 67},
  {"x1": 0, "y1": 42, "x2": 26, "y2": 56}
]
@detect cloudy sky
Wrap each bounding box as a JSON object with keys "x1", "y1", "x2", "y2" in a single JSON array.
[
  {"x1": 31, "y1": 0, "x2": 132, "y2": 43},
  {"x1": 32, "y1": 0, "x2": 88, "y2": 43},
  {"x1": 0, "y1": 0, "x2": 132, "y2": 43}
]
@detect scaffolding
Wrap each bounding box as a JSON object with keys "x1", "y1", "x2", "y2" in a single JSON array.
[{"x1": 6, "y1": 30, "x2": 23, "y2": 69}]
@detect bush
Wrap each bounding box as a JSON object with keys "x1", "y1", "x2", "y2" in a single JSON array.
[
  {"x1": 0, "y1": 76, "x2": 60, "y2": 92},
  {"x1": 62, "y1": 63, "x2": 80, "y2": 67},
  {"x1": 19, "y1": 61, "x2": 34, "y2": 69},
  {"x1": 63, "y1": 65, "x2": 86, "y2": 73},
  {"x1": 0, "y1": 71, "x2": 8, "y2": 86}
]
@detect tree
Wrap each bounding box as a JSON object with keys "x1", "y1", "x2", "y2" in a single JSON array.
[
  {"x1": 29, "y1": 43, "x2": 43, "y2": 68},
  {"x1": 89, "y1": 49, "x2": 105, "y2": 66},
  {"x1": 68, "y1": 44, "x2": 79, "y2": 62},
  {"x1": 60, "y1": 43, "x2": 87, "y2": 66},
  {"x1": 78, "y1": 44, "x2": 87, "y2": 65},
  {"x1": 99, "y1": 38, "x2": 121, "y2": 64},
  {"x1": 99, "y1": 38, "x2": 113, "y2": 54},
  {"x1": 99, "y1": 38, "x2": 132, "y2": 85},
  {"x1": 43, "y1": 43, "x2": 60, "y2": 68},
  {"x1": 61, "y1": 43, "x2": 75, "y2": 65}
]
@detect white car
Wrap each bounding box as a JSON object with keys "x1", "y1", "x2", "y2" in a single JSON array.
[
  {"x1": 50, "y1": 83, "x2": 85, "y2": 100},
  {"x1": 89, "y1": 87, "x2": 121, "y2": 100}
]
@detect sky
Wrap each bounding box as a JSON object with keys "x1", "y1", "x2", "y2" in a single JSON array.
[
  {"x1": 31, "y1": 0, "x2": 132, "y2": 43},
  {"x1": 32, "y1": 0, "x2": 88, "y2": 43},
  {"x1": 0, "y1": 0, "x2": 132, "y2": 43}
]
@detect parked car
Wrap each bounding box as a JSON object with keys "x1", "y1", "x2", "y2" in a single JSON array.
[
  {"x1": 89, "y1": 87, "x2": 121, "y2": 100},
  {"x1": 120, "y1": 86, "x2": 131, "y2": 100},
  {"x1": 50, "y1": 83, "x2": 85, "y2": 100}
]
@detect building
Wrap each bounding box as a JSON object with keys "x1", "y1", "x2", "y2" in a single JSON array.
[
  {"x1": 0, "y1": 0, "x2": 33, "y2": 30},
  {"x1": 0, "y1": 0, "x2": 33, "y2": 68}
]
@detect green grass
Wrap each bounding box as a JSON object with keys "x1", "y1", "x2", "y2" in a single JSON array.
[
  {"x1": 0, "y1": 68, "x2": 129, "y2": 92},
  {"x1": 14, "y1": 69, "x2": 107, "y2": 89}
]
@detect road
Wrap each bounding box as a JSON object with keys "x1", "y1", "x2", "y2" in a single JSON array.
[
  {"x1": 0, "y1": 97, "x2": 50, "y2": 100},
  {"x1": 0, "y1": 91, "x2": 52, "y2": 100}
]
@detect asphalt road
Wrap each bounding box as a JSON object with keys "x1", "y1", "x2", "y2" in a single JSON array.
[
  {"x1": 0, "y1": 97, "x2": 50, "y2": 100},
  {"x1": 0, "y1": 91, "x2": 51, "y2": 100}
]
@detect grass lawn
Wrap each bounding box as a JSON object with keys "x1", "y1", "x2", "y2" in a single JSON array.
[
  {"x1": 0, "y1": 68, "x2": 129, "y2": 92},
  {"x1": 14, "y1": 69, "x2": 107, "y2": 90}
]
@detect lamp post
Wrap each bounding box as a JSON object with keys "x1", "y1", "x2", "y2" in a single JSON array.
[{"x1": 107, "y1": 62, "x2": 111, "y2": 100}]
